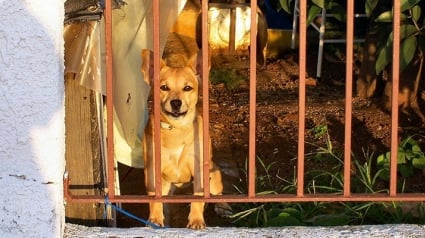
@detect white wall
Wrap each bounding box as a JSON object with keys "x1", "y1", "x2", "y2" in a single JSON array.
[{"x1": 0, "y1": 1, "x2": 65, "y2": 237}]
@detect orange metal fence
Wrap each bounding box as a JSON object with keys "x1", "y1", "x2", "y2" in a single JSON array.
[{"x1": 64, "y1": 0, "x2": 425, "y2": 206}]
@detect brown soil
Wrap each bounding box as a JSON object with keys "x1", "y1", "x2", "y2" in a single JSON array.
[{"x1": 116, "y1": 46, "x2": 425, "y2": 228}]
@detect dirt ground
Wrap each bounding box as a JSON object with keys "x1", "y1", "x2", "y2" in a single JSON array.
[{"x1": 116, "y1": 44, "x2": 425, "y2": 228}]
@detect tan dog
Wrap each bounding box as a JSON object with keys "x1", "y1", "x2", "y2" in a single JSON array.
[{"x1": 141, "y1": 49, "x2": 225, "y2": 229}]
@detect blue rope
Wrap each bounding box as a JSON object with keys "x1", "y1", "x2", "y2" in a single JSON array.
[{"x1": 104, "y1": 196, "x2": 164, "y2": 229}]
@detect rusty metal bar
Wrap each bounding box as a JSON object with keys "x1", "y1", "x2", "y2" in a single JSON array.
[
  {"x1": 343, "y1": 0, "x2": 354, "y2": 197},
  {"x1": 297, "y1": 0, "x2": 307, "y2": 197},
  {"x1": 247, "y1": 0, "x2": 258, "y2": 198},
  {"x1": 64, "y1": 179, "x2": 425, "y2": 204},
  {"x1": 64, "y1": 173, "x2": 425, "y2": 203},
  {"x1": 202, "y1": 0, "x2": 210, "y2": 198},
  {"x1": 390, "y1": 0, "x2": 401, "y2": 196},
  {"x1": 105, "y1": 0, "x2": 115, "y2": 199},
  {"x1": 153, "y1": 0, "x2": 162, "y2": 198}
]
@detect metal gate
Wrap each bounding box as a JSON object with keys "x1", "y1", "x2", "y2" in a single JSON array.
[{"x1": 64, "y1": 0, "x2": 425, "y2": 210}]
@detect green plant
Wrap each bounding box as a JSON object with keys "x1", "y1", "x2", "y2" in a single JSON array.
[
  {"x1": 351, "y1": 149, "x2": 389, "y2": 194},
  {"x1": 230, "y1": 122, "x2": 425, "y2": 227},
  {"x1": 234, "y1": 156, "x2": 295, "y2": 195},
  {"x1": 230, "y1": 153, "x2": 391, "y2": 227},
  {"x1": 209, "y1": 68, "x2": 246, "y2": 90},
  {"x1": 278, "y1": 0, "x2": 424, "y2": 74},
  {"x1": 230, "y1": 156, "x2": 299, "y2": 227},
  {"x1": 377, "y1": 135, "x2": 425, "y2": 180},
  {"x1": 231, "y1": 154, "x2": 425, "y2": 227},
  {"x1": 355, "y1": 0, "x2": 425, "y2": 121},
  {"x1": 371, "y1": 0, "x2": 425, "y2": 74},
  {"x1": 278, "y1": 0, "x2": 346, "y2": 27},
  {"x1": 306, "y1": 123, "x2": 343, "y2": 166}
]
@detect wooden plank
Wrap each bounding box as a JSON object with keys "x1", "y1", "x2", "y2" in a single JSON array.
[{"x1": 65, "y1": 73, "x2": 105, "y2": 226}]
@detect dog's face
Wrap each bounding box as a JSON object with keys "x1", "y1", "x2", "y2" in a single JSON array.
[
  {"x1": 141, "y1": 50, "x2": 201, "y2": 125},
  {"x1": 158, "y1": 66, "x2": 199, "y2": 121}
]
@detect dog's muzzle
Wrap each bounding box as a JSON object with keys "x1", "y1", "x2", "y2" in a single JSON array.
[{"x1": 165, "y1": 99, "x2": 187, "y2": 118}]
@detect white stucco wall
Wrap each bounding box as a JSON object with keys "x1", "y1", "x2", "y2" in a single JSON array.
[{"x1": 0, "y1": 1, "x2": 65, "y2": 237}]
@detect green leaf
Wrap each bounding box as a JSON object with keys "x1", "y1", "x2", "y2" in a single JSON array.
[
  {"x1": 377, "y1": 153, "x2": 390, "y2": 168},
  {"x1": 375, "y1": 11, "x2": 408, "y2": 22},
  {"x1": 398, "y1": 150, "x2": 407, "y2": 164},
  {"x1": 311, "y1": 0, "x2": 325, "y2": 9},
  {"x1": 266, "y1": 210, "x2": 303, "y2": 226},
  {"x1": 330, "y1": 3, "x2": 346, "y2": 22},
  {"x1": 400, "y1": 24, "x2": 418, "y2": 40},
  {"x1": 400, "y1": 35, "x2": 417, "y2": 72},
  {"x1": 412, "y1": 5, "x2": 421, "y2": 22},
  {"x1": 376, "y1": 43, "x2": 392, "y2": 74},
  {"x1": 281, "y1": 207, "x2": 303, "y2": 221},
  {"x1": 279, "y1": 0, "x2": 292, "y2": 14},
  {"x1": 399, "y1": 164, "x2": 415, "y2": 177},
  {"x1": 267, "y1": 208, "x2": 282, "y2": 218},
  {"x1": 378, "y1": 167, "x2": 390, "y2": 181},
  {"x1": 365, "y1": 0, "x2": 379, "y2": 17},
  {"x1": 307, "y1": 5, "x2": 322, "y2": 26},
  {"x1": 376, "y1": 10, "x2": 394, "y2": 22},
  {"x1": 401, "y1": 0, "x2": 421, "y2": 12},
  {"x1": 405, "y1": 151, "x2": 416, "y2": 161},
  {"x1": 412, "y1": 144, "x2": 423, "y2": 154},
  {"x1": 375, "y1": 24, "x2": 418, "y2": 74},
  {"x1": 386, "y1": 24, "x2": 417, "y2": 50},
  {"x1": 375, "y1": 167, "x2": 390, "y2": 181},
  {"x1": 412, "y1": 158, "x2": 425, "y2": 169}
]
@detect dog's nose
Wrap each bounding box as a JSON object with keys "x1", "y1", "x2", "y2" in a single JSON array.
[{"x1": 170, "y1": 99, "x2": 182, "y2": 111}]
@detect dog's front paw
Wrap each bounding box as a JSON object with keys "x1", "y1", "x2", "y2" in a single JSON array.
[
  {"x1": 186, "y1": 218, "x2": 206, "y2": 230},
  {"x1": 148, "y1": 217, "x2": 164, "y2": 228}
]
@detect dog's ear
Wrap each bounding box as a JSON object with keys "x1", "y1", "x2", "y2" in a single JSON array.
[
  {"x1": 187, "y1": 52, "x2": 199, "y2": 75},
  {"x1": 141, "y1": 49, "x2": 153, "y2": 85},
  {"x1": 141, "y1": 49, "x2": 166, "y2": 85},
  {"x1": 188, "y1": 50, "x2": 210, "y2": 78}
]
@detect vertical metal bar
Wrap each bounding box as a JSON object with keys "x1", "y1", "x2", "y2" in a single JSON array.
[
  {"x1": 105, "y1": 0, "x2": 115, "y2": 199},
  {"x1": 297, "y1": 0, "x2": 307, "y2": 197},
  {"x1": 202, "y1": 0, "x2": 211, "y2": 198},
  {"x1": 390, "y1": 0, "x2": 401, "y2": 196},
  {"x1": 153, "y1": 0, "x2": 162, "y2": 198},
  {"x1": 291, "y1": 0, "x2": 299, "y2": 49},
  {"x1": 316, "y1": 7, "x2": 327, "y2": 79},
  {"x1": 248, "y1": 0, "x2": 258, "y2": 198},
  {"x1": 343, "y1": 0, "x2": 354, "y2": 196}
]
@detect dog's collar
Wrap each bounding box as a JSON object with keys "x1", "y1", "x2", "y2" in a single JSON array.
[{"x1": 160, "y1": 121, "x2": 174, "y2": 130}]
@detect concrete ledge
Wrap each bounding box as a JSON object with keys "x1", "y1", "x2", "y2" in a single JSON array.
[{"x1": 65, "y1": 223, "x2": 425, "y2": 237}]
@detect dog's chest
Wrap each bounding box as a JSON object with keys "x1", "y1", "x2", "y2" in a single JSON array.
[
  {"x1": 160, "y1": 128, "x2": 198, "y2": 183},
  {"x1": 161, "y1": 146, "x2": 193, "y2": 183},
  {"x1": 161, "y1": 127, "x2": 196, "y2": 149}
]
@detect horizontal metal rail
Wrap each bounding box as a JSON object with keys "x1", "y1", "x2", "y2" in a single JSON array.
[
  {"x1": 65, "y1": 194, "x2": 425, "y2": 204},
  {"x1": 64, "y1": 0, "x2": 425, "y2": 205},
  {"x1": 64, "y1": 174, "x2": 425, "y2": 203}
]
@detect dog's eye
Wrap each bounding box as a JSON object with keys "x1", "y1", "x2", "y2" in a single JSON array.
[
  {"x1": 183, "y1": 85, "x2": 193, "y2": 91},
  {"x1": 160, "y1": 85, "x2": 170, "y2": 91}
]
